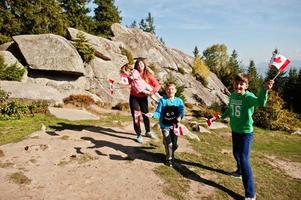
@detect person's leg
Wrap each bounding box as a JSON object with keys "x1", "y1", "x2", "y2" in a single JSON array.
[
  {"x1": 139, "y1": 96, "x2": 150, "y2": 133},
  {"x1": 129, "y1": 95, "x2": 142, "y2": 136},
  {"x1": 170, "y1": 129, "x2": 178, "y2": 160},
  {"x1": 239, "y1": 133, "x2": 255, "y2": 198},
  {"x1": 232, "y1": 132, "x2": 242, "y2": 174},
  {"x1": 161, "y1": 128, "x2": 173, "y2": 165}
]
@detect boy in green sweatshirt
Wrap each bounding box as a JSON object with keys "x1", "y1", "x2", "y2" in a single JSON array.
[{"x1": 220, "y1": 73, "x2": 274, "y2": 200}]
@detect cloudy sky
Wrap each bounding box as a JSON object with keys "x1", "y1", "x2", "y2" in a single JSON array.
[{"x1": 112, "y1": 0, "x2": 301, "y2": 65}]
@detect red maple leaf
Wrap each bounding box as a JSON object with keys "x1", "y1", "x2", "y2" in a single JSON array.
[{"x1": 273, "y1": 57, "x2": 282, "y2": 63}]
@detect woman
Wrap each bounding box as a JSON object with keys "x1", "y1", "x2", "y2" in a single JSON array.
[{"x1": 128, "y1": 58, "x2": 160, "y2": 143}]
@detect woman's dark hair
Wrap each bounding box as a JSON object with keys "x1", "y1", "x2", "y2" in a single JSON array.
[{"x1": 134, "y1": 58, "x2": 147, "y2": 71}]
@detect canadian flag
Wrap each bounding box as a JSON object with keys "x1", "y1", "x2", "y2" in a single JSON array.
[
  {"x1": 108, "y1": 79, "x2": 114, "y2": 95},
  {"x1": 207, "y1": 113, "x2": 220, "y2": 127},
  {"x1": 173, "y1": 124, "x2": 183, "y2": 136},
  {"x1": 120, "y1": 74, "x2": 129, "y2": 85},
  {"x1": 134, "y1": 110, "x2": 141, "y2": 124},
  {"x1": 269, "y1": 54, "x2": 290, "y2": 72}
]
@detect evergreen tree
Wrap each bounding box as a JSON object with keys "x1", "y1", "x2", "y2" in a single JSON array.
[
  {"x1": 283, "y1": 68, "x2": 298, "y2": 112},
  {"x1": 226, "y1": 49, "x2": 243, "y2": 90},
  {"x1": 145, "y1": 12, "x2": 155, "y2": 34},
  {"x1": 159, "y1": 37, "x2": 165, "y2": 45},
  {"x1": 93, "y1": 0, "x2": 121, "y2": 37},
  {"x1": 247, "y1": 60, "x2": 260, "y2": 94},
  {"x1": 0, "y1": 0, "x2": 68, "y2": 40},
  {"x1": 130, "y1": 20, "x2": 137, "y2": 28},
  {"x1": 59, "y1": 0, "x2": 95, "y2": 33},
  {"x1": 295, "y1": 69, "x2": 301, "y2": 113},
  {"x1": 139, "y1": 19, "x2": 147, "y2": 31},
  {"x1": 193, "y1": 46, "x2": 200, "y2": 58}
]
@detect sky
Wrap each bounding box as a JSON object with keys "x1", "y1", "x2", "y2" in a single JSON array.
[{"x1": 98, "y1": 0, "x2": 301, "y2": 65}]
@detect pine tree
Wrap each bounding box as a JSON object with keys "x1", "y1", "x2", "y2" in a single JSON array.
[
  {"x1": 226, "y1": 49, "x2": 243, "y2": 90},
  {"x1": 295, "y1": 69, "x2": 301, "y2": 113},
  {"x1": 0, "y1": 0, "x2": 68, "y2": 40},
  {"x1": 193, "y1": 46, "x2": 200, "y2": 58},
  {"x1": 130, "y1": 20, "x2": 137, "y2": 28},
  {"x1": 247, "y1": 60, "x2": 260, "y2": 94},
  {"x1": 59, "y1": 0, "x2": 95, "y2": 33},
  {"x1": 283, "y1": 68, "x2": 298, "y2": 112},
  {"x1": 139, "y1": 19, "x2": 147, "y2": 31},
  {"x1": 145, "y1": 12, "x2": 155, "y2": 34},
  {"x1": 93, "y1": 0, "x2": 121, "y2": 37}
]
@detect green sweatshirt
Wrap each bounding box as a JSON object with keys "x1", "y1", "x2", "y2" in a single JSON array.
[{"x1": 221, "y1": 88, "x2": 268, "y2": 134}]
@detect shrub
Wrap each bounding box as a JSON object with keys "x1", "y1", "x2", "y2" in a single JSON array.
[
  {"x1": 63, "y1": 94, "x2": 95, "y2": 108},
  {"x1": 28, "y1": 100, "x2": 49, "y2": 114},
  {"x1": 120, "y1": 47, "x2": 134, "y2": 65},
  {"x1": 0, "y1": 55, "x2": 26, "y2": 81},
  {"x1": 0, "y1": 34, "x2": 11, "y2": 44},
  {"x1": 253, "y1": 91, "x2": 301, "y2": 131},
  {"x1": 0, "y1": 100, "x2": 29, "y2": 120},
  {"x1": 72, "y1": 33, "x2": 95, "y2": 63},
  {"x1": 192, "y1": 56, "x2": 210, "y2": 87}
]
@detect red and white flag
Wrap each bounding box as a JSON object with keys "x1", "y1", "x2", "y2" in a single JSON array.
[
  {"x1": 134, "y1": 110, "x2": 141, "y2": 124},
  {"x1": 120, "y1": 74, "x2": 129, "y2": 85},
  {"x1": 108, "y1": 79, "x2": 114, "y2": 95},
  {"x1": 207, "y1": 112, "x2": 220, "y2": 127},
  {"x1": 173, "y1": 124, "x2": 183, "y2": 136},
  {"x1": 269, "y1": 53, "x2": 290, "y2": 72}
]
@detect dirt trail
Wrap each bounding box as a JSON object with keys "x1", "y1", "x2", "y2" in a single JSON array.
[{"x1": 0, "y1": 120, "x2": 214, "y2": 200}]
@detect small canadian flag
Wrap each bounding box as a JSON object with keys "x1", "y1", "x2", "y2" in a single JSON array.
[
  {"x1": 120, "y1": 74, "x2": 129, "y2": 85},
  {"x1": 173, "y1": 124, "x2": 183, "y2": 136},
  {"x1": 134, "y1": 110, "x2": 141, "y2": 124},
  {"x1": 269, "y1": 53, "x2": 290, "y2": 72},
  {"x1": 108, "y1": 79, "x2": 114, "y2": 95}
]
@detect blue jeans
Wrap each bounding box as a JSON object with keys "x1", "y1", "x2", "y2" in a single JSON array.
[{"x1": 232, "y1": 132, "x2": 255, "y2": 198}]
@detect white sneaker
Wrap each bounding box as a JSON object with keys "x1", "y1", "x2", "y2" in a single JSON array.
[
  {"x1": 136, "y1": 135, "x2": 143, "y2": 143},
  {"x1": 245, "y1": 195, "x2": 256, "y2": 200},
  {"x1": 145, "y1": 132, "x2": 156, "y2": 139}
]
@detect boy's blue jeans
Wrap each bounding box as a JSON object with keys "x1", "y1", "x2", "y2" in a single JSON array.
[{"x1": 232, "y1": 132, "x2": 255, "y2": 198}]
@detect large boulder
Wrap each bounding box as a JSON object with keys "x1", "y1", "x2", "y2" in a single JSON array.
[{"x1": 13, "y1": 34, "x2": 85, "y2": 75}]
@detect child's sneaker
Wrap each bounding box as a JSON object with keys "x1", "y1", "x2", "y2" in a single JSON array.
[
  {"x1": 245, "y1": 196, "x2": 256, "y2": 200},
  {"x1": 229, "y1": 170, "x2": 242, "y2": 179},
  {"x1": 145, "y1": 132, "x2": 156, "y2": 139},
  {"x1": 165, "y1": 159, "x2": 173, "y2": 167},
  {"x1": 136, "y1": 135, "x2": 143, "y2": 144}
]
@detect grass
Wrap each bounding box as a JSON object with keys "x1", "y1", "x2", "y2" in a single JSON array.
[
  {"x1": 1, "y1": 114, "x2": 300, "y2": 199},
  {"x1": 146, "y1": 122, "x2": 301, "y2": 200},
  {"x1": 0, "y1": 113, "x2": 132, "y2": 146}
]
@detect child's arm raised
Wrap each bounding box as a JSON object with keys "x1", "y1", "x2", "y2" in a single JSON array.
[{"x1": 247, "y1": 80, "x2": 274, "y2": 107}]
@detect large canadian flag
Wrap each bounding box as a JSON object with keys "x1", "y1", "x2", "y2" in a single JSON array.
[{"x1": 269, "y1": 54, "x2": 290, "y2": 72}]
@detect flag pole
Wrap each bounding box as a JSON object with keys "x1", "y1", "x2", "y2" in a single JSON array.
[{"x1": 272, "y1": 70, "x2": 281, "y2": 81}]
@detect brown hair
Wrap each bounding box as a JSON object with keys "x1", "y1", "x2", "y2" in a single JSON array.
[
  {"x1": 234, "y1": 73, "x2": 249, "y2": 84},
  {"x1": 164, "y1": 82, "x2": 176, "y2": 90},
  {"x1": 134, "y1": 58, "x2": 152, "y2": 82}
]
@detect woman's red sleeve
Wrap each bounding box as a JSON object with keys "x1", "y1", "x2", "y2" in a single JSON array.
[{"x1": 148, "y1": 75, "x2": 160, "y2": 94}]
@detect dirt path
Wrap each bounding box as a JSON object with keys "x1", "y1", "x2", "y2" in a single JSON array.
[{"x1": 0, "y1": 120, "x2": 214, "y2": 200}]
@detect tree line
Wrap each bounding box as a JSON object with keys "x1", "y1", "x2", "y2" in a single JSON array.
[
  {"x1": 193, "y1": 44, "x2": 301, "y2": 116},
  {"x1": 0, "y1": 0, "x2": 121, "y2": 44}
]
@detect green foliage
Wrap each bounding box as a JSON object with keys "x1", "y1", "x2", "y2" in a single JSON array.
[
  {"x1": 161, "y1": 73, "x2": 186, "y2": 102},
  {"x1": 129, "y1": 20, "x2": 137, "y2": 28},
  {"x1": 193, "y1": 46, "x2": 199, "y2": 58},
  {"x1": 247, "y1": 60, "x2": 263, "y2": 94},
  {"x1": 192, "y1": 56, "x2": 210, "y2": 87},
  {"x1": 93, "y1": 0, "x2": 122, "y2": 37},
  {"x1": 282, "y1": 68, "x2": 300, "y2": 113},
  {"x1": 138, "y1": 12, "x2": 155, "y2": 34},
  {"x1": 59, "y1": 0, "x2": 95, "y2": 33},
  {"x1": 72, "y1": 33, "x2": 95, "y2": 63},
  {"x1": 203, "y1": 46, "x2": 243, "y2": 89},
  {"x1": 28, "y1": 100, "x2": 49, "y2": 114},
  {"x1": 0, "y1": 0, "x2": 68, "y2": 38},
  {"x1": 120, "y1": 47, "x2": 134, "y2": 65},
  {"x1": 253, "y1": 91, "x2": 301, "y2": 131},
  {"x1": 0, "y1": 55, "x2": 26, "y2": 81}
]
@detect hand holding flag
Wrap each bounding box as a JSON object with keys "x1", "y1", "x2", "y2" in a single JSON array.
[{"x1": 207, "y1": 113, "x2": 220, "y2": 127}]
